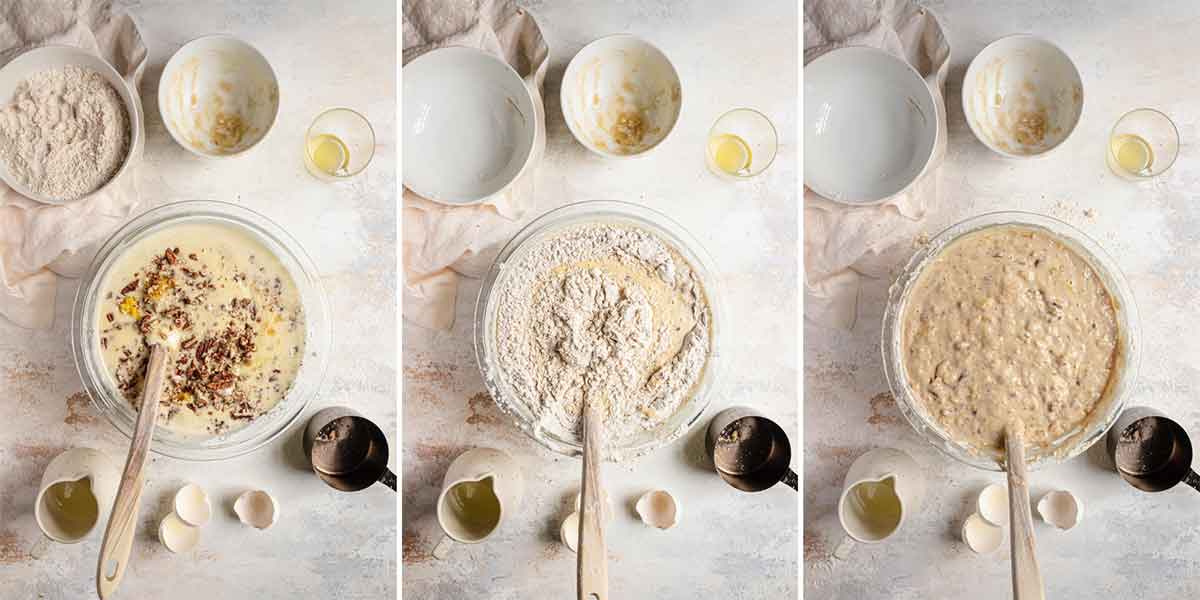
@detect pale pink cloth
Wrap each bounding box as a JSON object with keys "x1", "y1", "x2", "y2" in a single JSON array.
[
  {"x1": 402, "y1": 0, "x2": 548, "y2": 330},
  {"x1": 804, "y1": 0, "x2": 950, "y2": 329},
  {"x1": 0, "y1": 1, "x2": 147, "y2": 329}
]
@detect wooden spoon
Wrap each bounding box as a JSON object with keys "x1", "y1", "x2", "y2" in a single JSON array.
[
  {"x1": 577, "y1": 401, "x2": 608, "y2": 600},
  {"x1": 97, "y1": 344, "x2": 168, "y2": 599},
  {"x1": 1005, "y1": 425, "x2": 1045, "y2": 600}
]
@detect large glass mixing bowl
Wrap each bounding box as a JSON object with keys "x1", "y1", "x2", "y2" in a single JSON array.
[
  {"x1": 474, "y1": 200, "x2": 725, "y2": 459},
  {"x1": 882, "y1": 211, "x2": 1140, "y2": 471},
  {"x1": 72, "y1": 201, "x2": 332, "y2": 461}
]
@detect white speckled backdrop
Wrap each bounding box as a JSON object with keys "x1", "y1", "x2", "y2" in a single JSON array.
[
  {"x1": 0, "y1": 1, "x2": 397, "y2": 598},
  {"x1": 806, "y1": 1, "x2": 1200, "y2": 598},
  {"x1": 402, "y1": 0, "x2": 798, "y2": 597}
]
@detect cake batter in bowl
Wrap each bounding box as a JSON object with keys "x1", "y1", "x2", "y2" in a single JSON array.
[
  {"x1": 474, "y1": 200, "x2": 724, "y2": 461},
  {"x1": 72, "y1": 201, "x2": 331, "y2": 461},
  {"x1": 882, "y1": 211, "x2": 1140, "y2": 470}
]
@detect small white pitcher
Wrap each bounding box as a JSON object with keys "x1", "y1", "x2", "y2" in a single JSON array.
[
  {"x1": 432, "y1": 448, "x2": 523, "y2": 559},
  {"x1": 35, "y1": 448, "x2": 120, "y2": 543},
  {"x1": 834, "y1": 448, "x2": 925, "y2": 557}
]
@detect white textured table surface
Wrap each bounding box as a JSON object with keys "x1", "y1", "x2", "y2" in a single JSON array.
[
  {"x1": 0, "y1": 1, "x2": 397, "y2": 598},
  {"x1": 402, "y1": 0, "x2": 798, "y2": 597},
  {"x1": 806, "y1": 1, "x2": 1200, "y2": 598}
]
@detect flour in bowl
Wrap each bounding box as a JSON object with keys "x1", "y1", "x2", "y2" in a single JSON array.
[
  {"x1": 0, "y1": 65, "x2": 130, "y2": 202},
  {"x1": 491, "y1": 223, "x2": 711, "y2": 458}
]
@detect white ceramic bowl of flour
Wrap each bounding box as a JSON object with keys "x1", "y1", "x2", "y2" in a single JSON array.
[
  {"x1": 158, "y1": 34, "x2": 280, "y2": 158},
  {"x1": 0, "y1": 46, "x2": 142, "y2": 205}
]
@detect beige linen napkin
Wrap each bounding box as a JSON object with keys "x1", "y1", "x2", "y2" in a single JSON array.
[
  {"x1": 803, "y1": 0, "x2": 949, "y2": 329},
  {"x1": 402, "y1": 0, "x2": 549, "y2": 330},
  {"x1": 0, "y1": 1, "x2": 147, "y2": 329}
]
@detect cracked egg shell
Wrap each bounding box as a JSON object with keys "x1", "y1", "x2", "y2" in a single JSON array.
[
  {"x1": 961, "y1": 512, "x2": 1003, "y2": 554},
  {"x1": 234, "y1": 490, "x2": 279, "y2": 530},
  {"x1": 574, "y1": 490, "x2": 614, "y2": 524},
  {"x1": 1037, "y1": 490, "x2": 1082, "y2": 531},
  {"x1": 977, "y1": 483, "x2": 1009, "y2": 527},
  {"x1": 560, "y1": 511, "x2": 580, "y2": 553},
  {"x1": 159, "y1": 512, "x2": 200, "y2": 553},
  {"x1": 635, "y1": 490, "x2": 679, "y2": 530},
  {"x1": 174, "y1": 483, "x2": 212, "y2": 527}
]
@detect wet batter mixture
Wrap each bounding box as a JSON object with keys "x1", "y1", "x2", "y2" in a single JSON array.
[
  {"x1": 901, "y1": 226, "x2": 1119, "y2": 455},
  {"x1": 96, "y1": 223, "x2": 305, "y2": 437}
]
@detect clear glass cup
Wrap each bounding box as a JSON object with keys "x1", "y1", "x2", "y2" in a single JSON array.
[
  {"x1": 1107, "y1": 108, "x2": 1179, "y2": 180},
  {"x1": 304, "y1": 107, "x2": 376, "y2": 181},
  {"x1": 705, "y1": 108, "x2": 778, "y2": 180}
]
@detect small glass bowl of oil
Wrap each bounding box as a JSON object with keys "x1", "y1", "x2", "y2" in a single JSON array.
[
  {"x1": 706, "y1": 108, "x2": 778, "y2": 180},
  {"x1": 304, "y1": 108, "x2": 376, "y2": 181},
  {"x1": 1107, "y1": 108, "x2": 1179, "y2": 180}
]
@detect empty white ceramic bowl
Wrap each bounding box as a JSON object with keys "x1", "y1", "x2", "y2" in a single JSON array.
[
  {"x1": 0, "y1": 45, "x2": 142, "y2": 204},
  {"x1": 962, "y1": 34, "x2": 1083, "y2": 158},
  {"x1": 804, "y1": 46, "x2": 937, "y2": 205},
  {"x1": 561, "y1": 34, "x2": 682, "y2": 158},
  {"x1": 403, "y1": 46, "x2": 536, "y2": 205},
  {"x1": 159, "y1": 34, "x2": 280, "y2": 158}
]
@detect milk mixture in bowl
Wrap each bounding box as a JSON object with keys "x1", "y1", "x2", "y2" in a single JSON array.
[
  {"x1": 900, "y1": 225, "x2": 1120, "y2": 457},
  {"x1": 96, "y1": 223, "x2": 305, "y2": 437},
  {"x1": 490, "y1": 222, "x2": 712, "y2": 456}
]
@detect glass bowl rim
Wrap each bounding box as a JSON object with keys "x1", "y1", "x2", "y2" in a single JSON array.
[
  {"x1": 472, "y1": 199, "x2": 726, "y2": 459},
  {"x1": 71, "y1": 199, "x2": 332, "y2": 461},
  {"x1": 881, "y1": 210, "x2": 1141, "y2": 471}
]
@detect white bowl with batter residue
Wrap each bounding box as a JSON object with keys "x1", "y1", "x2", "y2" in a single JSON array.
[
  {"x1": 962, "y1": 34, "x2": 1083, "y2": 158},
  {"x1": 561, "y1": 35, "x2": 682, "y2": 159},
  {"x1": 158, "y1": 34, "x2": 280, "y2": 158}
]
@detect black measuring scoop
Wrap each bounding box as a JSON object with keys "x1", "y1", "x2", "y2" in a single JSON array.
[
  {"x1": 1107, "y1": 406, "x2": 1200, "y2": 494},
  {"x1": 705, "y1": 407, "x2": 798, "y2": 492},
  {"x1": 303, "y1": 407, "x2": 397, "y2": 492}
]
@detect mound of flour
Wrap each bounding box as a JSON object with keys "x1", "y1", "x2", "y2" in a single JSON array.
[
  {"x1": 0, "y1": 65, "x2": 130, "y2": 202},
  {"x1": 492, "y1": 223, "x2": 711, "y2": 459}
]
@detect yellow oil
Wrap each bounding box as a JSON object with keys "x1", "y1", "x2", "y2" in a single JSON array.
[
  {"x1": 1110, "y1": 133, "x2": 1154, "y2": 175},
  {"x1": 447, "y1": 478, "x2": 501, "y2": 537},
  {"x1": 708, "y1": 133, "x2": 753, "y2": 176},
  {"x1": 44, "y1": 479, "x2": 98, "y2": 539},
  {"x1": 307, "y1": 134, "x2": 350, "y2": 176},
  {"x1": 847, "y1": 479, "x2": 902, "y2": 540}
]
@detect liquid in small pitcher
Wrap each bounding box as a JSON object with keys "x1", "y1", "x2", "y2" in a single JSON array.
[
  {"x1": 42, "y1": 479, "x2": 99, "y2": 540},
  {"x1": 844, "y1": 478, "x2": 902, "y2": 541},
  {"x1": 447, "y1": 478, "x2": 501, "y2": 538}
]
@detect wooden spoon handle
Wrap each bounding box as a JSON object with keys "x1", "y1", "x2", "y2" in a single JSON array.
[
  {"x1": 97, "y1": 345, "x2": 167, "y2": 599},
  {"x1": 1005, "y1": 427, "x2": 1045, "y2": 600},
  {"x1": 578, "y1": 403, "x2": 608, "y2": 600}
]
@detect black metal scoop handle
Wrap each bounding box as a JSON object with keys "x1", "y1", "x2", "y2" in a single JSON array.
[
  {"x1": 780, "y1": 467, "x2": 798, "y2": 491},
  {"x1": 379, "y1": 467, "x2": 397, "y2": 491}
]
